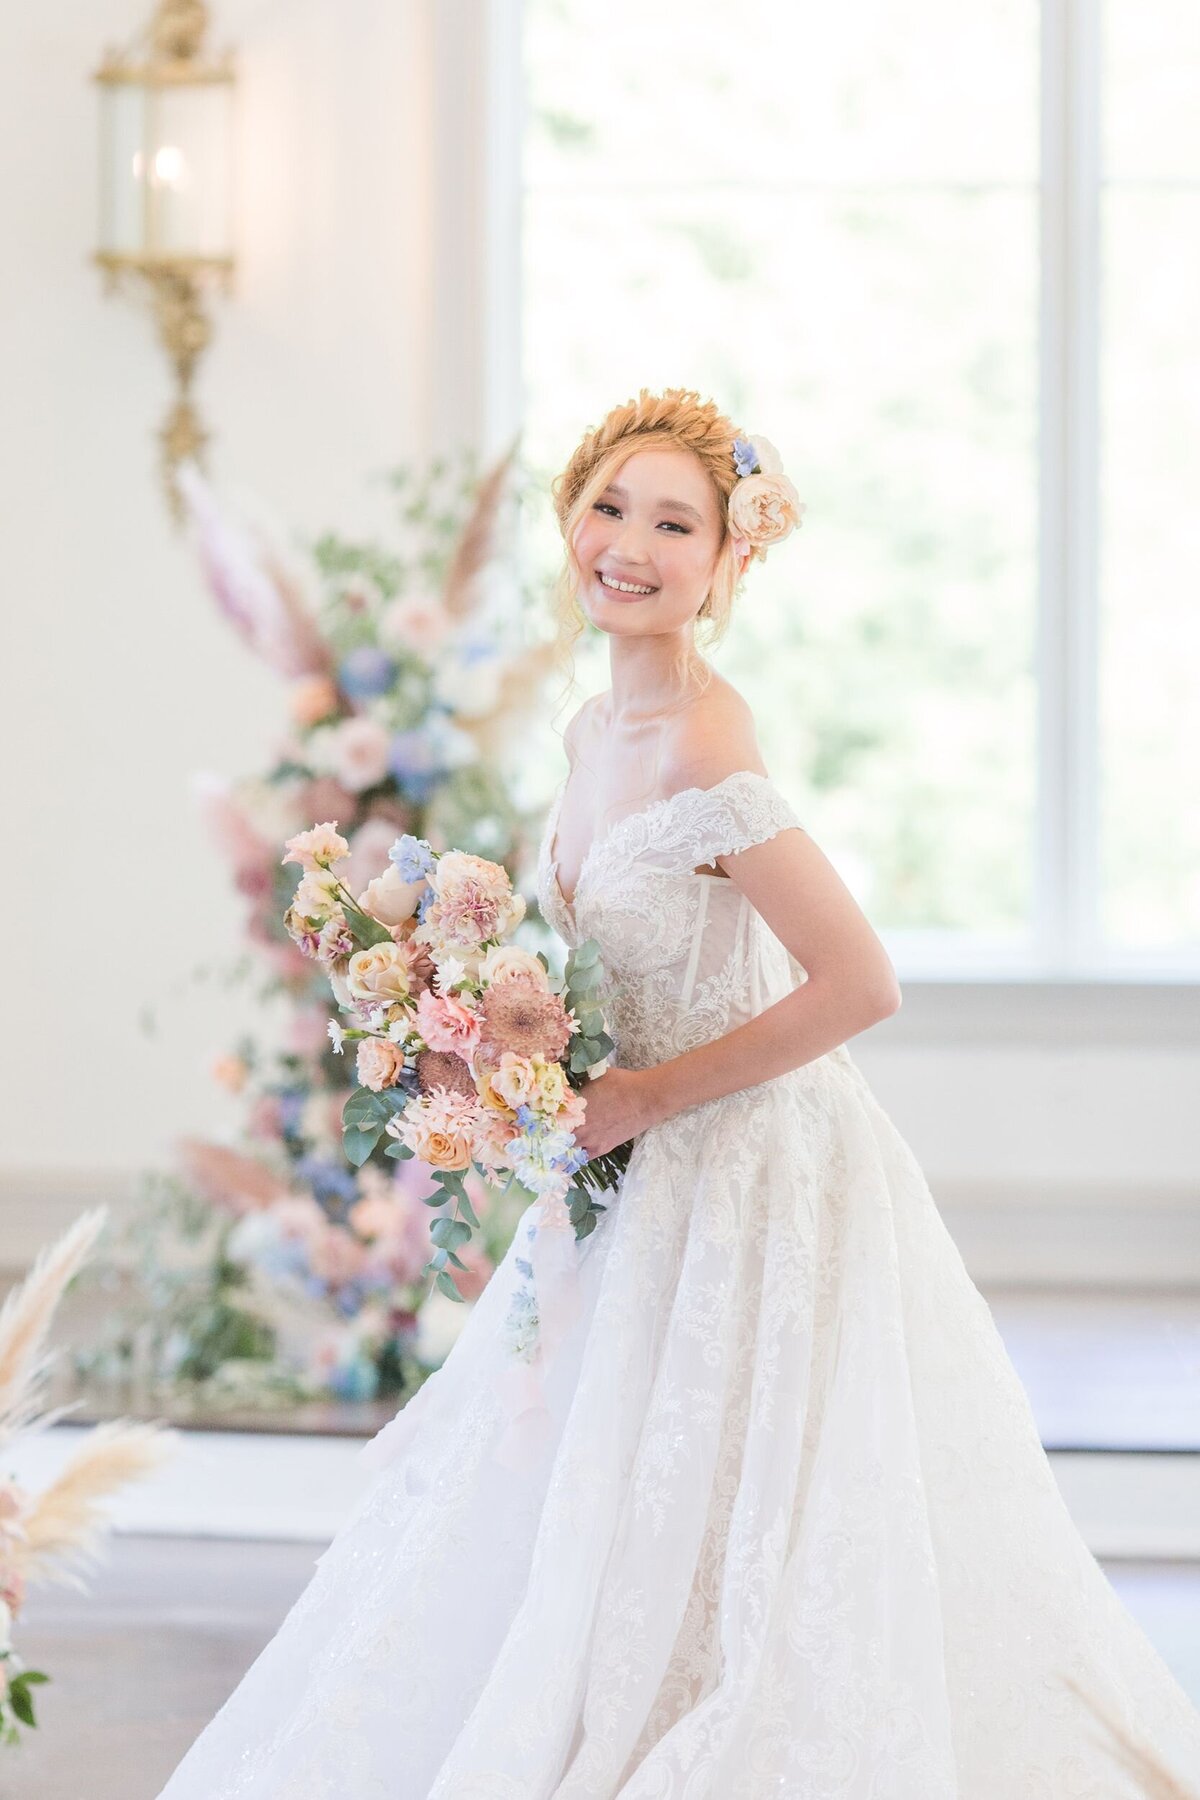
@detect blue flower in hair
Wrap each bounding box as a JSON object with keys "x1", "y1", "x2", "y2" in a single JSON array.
[{"x1": 731, "y1": 437, "x2": 759, "y2": 478}]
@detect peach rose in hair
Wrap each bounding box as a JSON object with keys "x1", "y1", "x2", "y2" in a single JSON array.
[{"x1": 728, "y1": 472, "x2": 805, "y2": 553}]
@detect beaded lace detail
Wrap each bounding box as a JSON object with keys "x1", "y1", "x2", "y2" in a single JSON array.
[{"x1": 154, "y1": 773, "x2": 1200, "y2": 1799}]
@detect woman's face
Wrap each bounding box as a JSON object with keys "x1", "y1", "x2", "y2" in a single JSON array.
[{"x1": 570, "y1": 447, "x2": 726, "y2": 636}]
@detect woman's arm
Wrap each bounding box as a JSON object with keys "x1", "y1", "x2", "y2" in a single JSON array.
[{"x1": 575, "y1": 734, "x2": 900, "y2": 1156}]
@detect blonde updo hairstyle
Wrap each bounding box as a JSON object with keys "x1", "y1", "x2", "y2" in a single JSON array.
[{"x1": 549, "y1": 387, "x2": 753, "y2": 711}]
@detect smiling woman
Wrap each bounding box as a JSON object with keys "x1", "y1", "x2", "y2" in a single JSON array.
[{"x1": 147, "y1": 389, "x2": 1200, "y2": 1798}]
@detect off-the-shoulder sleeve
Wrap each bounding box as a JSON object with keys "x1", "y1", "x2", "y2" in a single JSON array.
[{"x1": 662, "y1": 770, "x2": 804, "y2": 873}]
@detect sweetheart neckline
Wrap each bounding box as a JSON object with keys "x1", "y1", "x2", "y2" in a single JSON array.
[{"x1": 545, "y1": 766, "x2": 775, "y2": 913}]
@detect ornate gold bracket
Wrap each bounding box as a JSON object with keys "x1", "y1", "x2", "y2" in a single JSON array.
[
  {"x1": 93, "y1": 0, "x2": 235, "y2": 525},
  {"x1": 97, "y1": 254, "x2": 232, "y2": 522}
]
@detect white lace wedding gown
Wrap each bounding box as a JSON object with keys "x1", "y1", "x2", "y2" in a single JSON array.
[{"x1": 157, "y1": 771, "x2": 1200, "y2": 1799}]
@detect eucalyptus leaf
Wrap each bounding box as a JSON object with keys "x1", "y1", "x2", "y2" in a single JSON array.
[
  {"x1": 457, "y1": 1193, "x2": 481, "y2": 1230},
  {"x1": 343, "y1": 1124, "x2": 382, "y2": 1168},
  {"x1": 430, "y1": 1217, "x2": 472, "y2": 1250},
  {"x1": 436, "y1": 1270, "x2": 465, "y2": 1303},
  {"x1": 342, "y1": 899, "x2": 394, "y2": 948},
  {"x1": 343, "y1": 1088, "x2": 384, "y2": 1128}
]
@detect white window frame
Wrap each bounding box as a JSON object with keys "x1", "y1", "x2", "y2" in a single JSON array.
[{"x1": 429, "y1": 0, "x2": 1200, "y2": 1038}]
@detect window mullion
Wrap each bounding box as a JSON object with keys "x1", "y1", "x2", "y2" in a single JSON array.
[{"x1": 1039, "y1": 0, "x2": 1103, "y2": 975}]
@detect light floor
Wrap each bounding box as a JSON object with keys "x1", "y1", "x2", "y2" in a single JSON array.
[{"x1": 8, "y1": 1533, "x2": 1200, "y2": 1800}]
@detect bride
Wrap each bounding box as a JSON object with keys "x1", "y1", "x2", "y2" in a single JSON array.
[{"x1": 156, "y1": 388, "x2": 1200, "y2": 1797}]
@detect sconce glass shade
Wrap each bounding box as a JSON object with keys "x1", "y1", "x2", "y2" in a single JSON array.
[{"x1": 96, "y1": 58, "x2": 233, "y2": 267}]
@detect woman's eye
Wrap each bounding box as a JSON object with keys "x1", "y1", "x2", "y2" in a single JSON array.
[{"x1": 593, "y1": 502, "x2": 688, "y2": 533}]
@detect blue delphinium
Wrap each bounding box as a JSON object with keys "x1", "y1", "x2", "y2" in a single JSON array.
[
  {"x1": 337, "y1": 646, "x2": 398, "y2": 700},
  {"x1": 388, "y1": 833, "x2": 436, "y2": 883},
  {"x1": 277, "y1": 1090, "x2": 309, "y2": 1137},
  {"x1": 731, "y1": 436, "x2": 759, "y2": 478},
  {"x1": 295, "y1": 1155, "x2": 359, "y2": 1208}
]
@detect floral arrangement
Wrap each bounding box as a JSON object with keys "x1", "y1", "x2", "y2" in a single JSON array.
[
  {"x1": 281, "y1": 819, "x2": 629, "y2": 1302},
  {"x1": 1, "y1": 1210, "x2": 175, "y2": 1745},
  {"x1": 73, "y1": 446, "x2": 561, "y2": 1408},
  {"x1": 727, "y1": 433, "x2": 805, "y2": 563}
]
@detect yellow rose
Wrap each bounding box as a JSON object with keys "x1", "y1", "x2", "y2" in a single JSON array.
[
  {"x1": 727, "y1": 472, "x2": 805, "y2": 553},
  {"x1": 530, "y1": 1059, "x2": 566, "y2": 1113},
  {"x1": 347, "y1": 942, "x2": 413, "y2": 1005}
]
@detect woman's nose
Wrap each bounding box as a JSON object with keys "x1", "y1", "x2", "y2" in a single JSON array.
[{"x1": 611, "y1": 520, "x2": 652, "y2": 562}]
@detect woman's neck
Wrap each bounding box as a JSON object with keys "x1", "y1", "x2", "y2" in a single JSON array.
[{"x1": 607, "y1": 629, "x2": 706, "y2": 724}]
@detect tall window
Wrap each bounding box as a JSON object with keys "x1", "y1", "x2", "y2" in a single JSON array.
[{"x1": 517, "y1": 1, "x2": 1199, "y2": 977}]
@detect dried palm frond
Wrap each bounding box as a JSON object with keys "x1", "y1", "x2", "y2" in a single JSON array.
[
  {"x1": 179, "y1": 461, "x2": 331, "y2": 678},
  {"x1": 440, "y1": 437, "x2": 520, "y2": 620},
  {"x1": 15, "y1": 1419, "x2": 177, "y2": 1589},
  {"x1": 1063, "y1": 1672, "x2": 1198, "y2": 1799},
  {"x1": 0, "y1": 1207, "x2": 108, "y2": 1445},
  {"x1": 175, "y1": 1136, "x2": 290, "y2": 1215}
]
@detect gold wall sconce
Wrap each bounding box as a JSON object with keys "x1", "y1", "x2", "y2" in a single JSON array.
[{"x1": 93, "y1": 0, "x2": 235, "y2": 523}]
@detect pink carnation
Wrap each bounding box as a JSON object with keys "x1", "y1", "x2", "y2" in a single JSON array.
[{"x1": 416, "y1": 989, "x2": 482, "y2": 1059}]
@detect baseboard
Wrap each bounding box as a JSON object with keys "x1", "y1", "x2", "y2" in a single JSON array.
[
  {"x1": 3, "y1": 1167, "x2": 1198, "y2": 1290},
  {"x1": 9, "y1": 1424, "x2": 1199, "y2": 1560}
]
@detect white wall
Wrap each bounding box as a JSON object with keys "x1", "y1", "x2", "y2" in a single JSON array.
[
  {"x1": 1, "y1": 4, "x2": 1197, "y2": 1287},
  {"x1": 0, "y1": 0, "x2": 432, "y2": 1183}
]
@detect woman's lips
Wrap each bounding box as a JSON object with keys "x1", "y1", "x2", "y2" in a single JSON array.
[{"x1": 595, "y1": 571, "x2": 658, "y2": 601}]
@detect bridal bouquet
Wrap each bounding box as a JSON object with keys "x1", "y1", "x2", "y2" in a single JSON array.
[{"x1": 282, "y1": 821, "x2": 629, "y2": 1302}]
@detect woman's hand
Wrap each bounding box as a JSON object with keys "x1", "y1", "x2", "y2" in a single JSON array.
[{"x1": 575, "y1": 1066, "x2": 660, "y2": 1159}]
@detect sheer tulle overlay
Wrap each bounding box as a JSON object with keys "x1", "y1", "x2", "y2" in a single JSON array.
[{"x1": 157, "y1": 771, "x2": 1200, "y2": 1798}]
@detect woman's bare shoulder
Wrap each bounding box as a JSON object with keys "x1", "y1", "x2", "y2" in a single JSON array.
[{"x1": 661, "y1": 674, "x2": 766, "y2": 791}]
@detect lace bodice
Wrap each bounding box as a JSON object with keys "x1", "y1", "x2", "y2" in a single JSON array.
[{"x1": 537, "y1": 768, "x2": 829, "y2": 1073}]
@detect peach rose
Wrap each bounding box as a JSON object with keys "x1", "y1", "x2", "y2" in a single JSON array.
[
  {"x1": 490, "y1": 1052, "x2": 537, "y2": 1110},
  {"x1": 430, "y1": 849, "x2": 512, "y2": 903},
  {"x1": 356, "y1": 1038, "x2": 406, "y2": 1091},
  {"x1": 415, "y1": 1124, "x2": 474, "y2": 1171},
  {"x1": 478, "y1": 943, "x2": 550, "y2": 988},
  {"x1": 347, "y1": 941, "x2": 413, "y2": 1005},
  {"x1": 556, "y1": 1087, "x2": 588, "y2": 1133},
  {"x1": 329, "y1": 718, "x2": 392, "y2": 793},
  {"x1": 359, "y1": 863, "x2": 426, "y2": 930},
  {"x1": 309, "y1": 1224, "x2": 369, "y2": 1284},
  {"x1": 290, "y1": 675, "x2": 340, "y2": 729},
  {"x1": 473, "y1": 1060, "x2": 517, "y2": 1116},
  {"x1": 727, "y1": 472, "x2": 805, "y2": 554},
  {"x1": 379, "y1": 592, "x2": 452, "y2": 655},
  {"x1": 211, "y1": 1054, "x2": 249, "y2": 1094}
]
